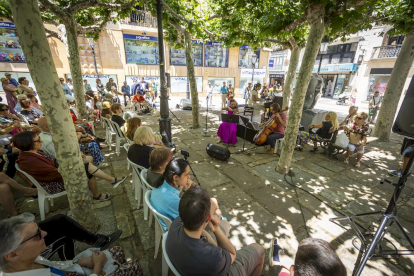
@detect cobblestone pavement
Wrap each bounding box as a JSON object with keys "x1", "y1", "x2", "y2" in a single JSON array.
[{"x1": 2, "y1": 97, "x2": 413, "y2": 276}]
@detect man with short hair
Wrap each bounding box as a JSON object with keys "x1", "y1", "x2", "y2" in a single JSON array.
[
  {"x1": 166, "y1": 185, "x2": 265, "y2": 276},
  {"x1": 4, "y1": 73, "x2": 19, "y2": 87},
  {"x1": 121, "y1": 81, "x2": 130, "y2": 107},
  {"x1": 105, "y1": 78, "x2": 116, "y2": 93},
  {"x1": 245, "y1": 81, "x2": 252, "y2": 105},
  {"x1": 206, "y1": 82, "x2": 213, "y2": 106},
  {"x1": 220, "y1": 82, "x2": 228, "y2": 109},
  {"x1": 130, "y1": 79, "x2": 139, "y2": 96},
  {"x1": 135, "y1": 77, "x2": 148, "y2": 95}
]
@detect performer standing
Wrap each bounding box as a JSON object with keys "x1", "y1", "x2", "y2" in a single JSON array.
[
  {"x1": 244, "y1": 81, "x2": 252, "y2": 105},
  {"x1": 206, "y1": 83, "x2": 213, "y2": 106},
  {"x1": 248, "y1": 83, "x2": 265, "y2": 125},
  {"x1": 217, "y1": 99, "x2": 239, "y2": 145}
]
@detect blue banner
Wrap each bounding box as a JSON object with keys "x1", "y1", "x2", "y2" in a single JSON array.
[
  {"x1": 0, "y1": 22, "x2": 16, "y2": 29},
  {"x1": 123, "y1": 34, "x2": 158, "y2": 41},
  {"x1": 297, "y1": 63, "x2": 358, "y2": 72},
  {"x1": 269, "y1": 60, "x2": 274, "y2": 67}
]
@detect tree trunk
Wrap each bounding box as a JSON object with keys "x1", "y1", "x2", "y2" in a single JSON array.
[
  {"x1": 64, "y1": 17, "x2": 88, "y2": 119},
  {"x1": 373, "y1": 31, "x2": 414, "y2": 141},
  {"x1": 9, "y1": 0, "x2": 98, "y2": 231},
  {"x1": 184, "y1": 30, "x2": 200, "y2": 129},
  {"x1": 283, "y1": 45, "x2": 301, "y2": 111},
  {"x1": 276, "y1": 12, "x2": 325, "y2": 174}
]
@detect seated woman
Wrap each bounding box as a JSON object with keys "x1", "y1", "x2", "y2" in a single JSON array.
[
  {"x1": 297, "y1": 111, "x2": 339, "y2": 152},
  {"x1": 17, "y1": 77, "x2": 36, "y2": 96},
  {"x1": 260, "y1": 103, "x2": 287, "y2": 154},
  {"x1": 217, "y1": 99, "x2": 239, "y2": 145},
  {"x1": 12, "y1": 132, "x2": 126, "y2": 201},
  {"x1": 344, "y1": 112, "x2": 369, "y2": 168},
  {"x1": 151, "y1": 158, "x2": 229, "y2": 235},
  {"x1": 101, "y1": 94, "x2": 113, "y2": 118},
  {"x1": 125, "y1": 117, "x2": 142, "y2": 141},
  {"x1": 19, "y1": 99, "x2": 42, "y2": 125},
  {"x1": 110, "y1": 103, "x2": 126, "y2": 127},
  {"x1": 127, "y1": 126, "x2": 155, "y2": 168},
  {"x1": 0, "y1": 213, "x2": 143, "y2": 276},
  {"x1": 339, "y1": 105, "x2": 358, "y2": 130},
  {"x1": 147, "y1": 147, "x2": 174, "y2": 187},
  {"x1": 260, "y1": 84, "x2": 269, "y2": 99},
  {"x1": 27, "y1": 94, "x2": 43, "y2": 111}
]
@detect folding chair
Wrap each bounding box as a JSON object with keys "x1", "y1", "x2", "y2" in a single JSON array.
[{"x1": 15, "y1": 164, "x2": 67, "y2": 220}]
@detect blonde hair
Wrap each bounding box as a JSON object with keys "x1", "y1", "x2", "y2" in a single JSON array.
[
  {"x1": 133, "y1": 126, "x2": 154, "y2": 146},
  {"x1": 327, "y1": 111, "x2": 339, "y2": 131},
  {"x1": 357, "y1": 112, "x2": 369, "y2": 120}
]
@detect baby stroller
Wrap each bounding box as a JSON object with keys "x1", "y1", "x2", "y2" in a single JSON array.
[{"x1": 336, "y1": 92, "x2": 350, "y2": 105}]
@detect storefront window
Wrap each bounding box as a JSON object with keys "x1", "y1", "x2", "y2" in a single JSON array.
[
  {"x1": 239, "y1": 45, "x2": 259, "y2": 68},
  {"x1": 170, "y1": 77, "x2": 203, "y2": 93},
  {"x1": 331, "y1": 54, "x2": 341, "y2": 64},
  {"x1": 125, "y1": 76, "x2": 159, "y2": 89},
  {"x1": 66, "y1": 74, "x2": 118, "y2": 91},
  {"x1": 0, "y1": 72, "x2": 34, "y2": 92},
  {"x1": 208, "y1": 77, "x2": 234, "y2": 93},
  {"x1": 170, "y1": 41, "x2": 203, "y2": 66},
  {"x1": 0, "y1": 22, "x2": 25, "y2": 63},
  {"x1": 366, "y1": 74, "x2": 390, "y2": 100},
  {"x1": 123, "y1": 34, "x2": 159, "y2": 65},
  {"x1": 204, "y1": 42, "x2": 228, "y2": 67}
]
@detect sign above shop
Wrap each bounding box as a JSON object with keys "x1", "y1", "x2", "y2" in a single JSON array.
[
  {"x1": 297, "y1": 63, "x2": 358, "y2": 73},
  {"x1": 269, "y1": 74, "x2": 284, "y2": 78},
  {"x1": 123, "y1": 34, "x2": 158, "y2": 41},
  {"x1": 269, "y1": 60, "x2": 274, "y2": 67},
  {"x1": 0, "y1": 22, "x2": 16, "y2": 29},
  {"x1": 240, "y1": 69, "x2": 267, "y2": 77}
]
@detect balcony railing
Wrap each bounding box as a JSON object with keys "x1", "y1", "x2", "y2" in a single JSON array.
[
  {"x1": 120, "y1": 11, "x2": 157, "y2": 28},
  {"x1": 371, "y1": 45, "x2": 402, "y2": 59}
]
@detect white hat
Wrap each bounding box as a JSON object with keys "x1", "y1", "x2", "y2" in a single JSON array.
[{"x1": 65, "y1": 94, "x2": 75, "y2": 102}]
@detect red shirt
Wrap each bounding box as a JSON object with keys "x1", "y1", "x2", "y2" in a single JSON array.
[
  {"x1": 132, "y1": 94, "x2": 145, "y2": 103},
  {"x1": 271, "y1": 112, "x2": 287, "y2": 135}
]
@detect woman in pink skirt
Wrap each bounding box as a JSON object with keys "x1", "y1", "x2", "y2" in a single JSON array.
[
  {"x1": 1, "y1": 78, "x2": 17, "y2": 115},
  {"x1": 217, "y1": 99, "x2": 238, "y2": 145}
]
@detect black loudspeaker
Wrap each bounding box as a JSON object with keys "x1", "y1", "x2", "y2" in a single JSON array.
[
  {"x1": 165, "y1": 73, "x2": 171, "y2": 88},
  {"x1": 392, "y1": 76, "x2": 414, "y2": 138},
  {"x1": 206, "y1": 143, "x2": 231, "y2": 161}
]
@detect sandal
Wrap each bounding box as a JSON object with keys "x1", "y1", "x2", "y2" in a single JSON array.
[
  {"x1": 93, "y1": 193, "x2": 112, "y2": 202},
  {"x1": 111, "y1": 176, "x2": 127, "y2": 189}
]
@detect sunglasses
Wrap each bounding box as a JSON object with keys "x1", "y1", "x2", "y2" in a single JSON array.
[
  {"x1": 0, "y1": 109, "x2": 9, "y2": 111},
  {"x1": 20, "y1": 227, "x2": 42, "y2": 245},
  {"x1": 356, "y1": 117, "x2": 364, "y2": 120}
]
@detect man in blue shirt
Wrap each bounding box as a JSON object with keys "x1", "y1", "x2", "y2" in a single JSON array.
[
  {"x1": 4, "y1": 73, "x2": 19, "y2": 87},
  {"x1": 130, "y1": 79, "x2": 139, "y2": 96},
  {"x1": 121, "y1": 81, "x2": 130, "y2": 107},
  {"x1": 220, "y1": 82, "x2": 228, "y2": 109}
]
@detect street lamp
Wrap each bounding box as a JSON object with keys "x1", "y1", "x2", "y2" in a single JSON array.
[
  {"x1": 251, "y1": 53, "x2": 257, "y2": 84},
  {"x1": 88, "y1": 38, "x2": 99, "y2": 78}
]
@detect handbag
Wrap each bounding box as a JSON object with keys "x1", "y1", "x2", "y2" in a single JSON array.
[
  {"x1": 334, "y1": 132, "x2": 349, "y2": 148},
  {"x1": 74, "y1": 248, "x2": 120, "y2": 276},
  {"x1": 349, "y1": 132, "x2": 362, "y2": 145},
  {"x1": 369, "y1": 109, "x2": 376, "y2": 116}
]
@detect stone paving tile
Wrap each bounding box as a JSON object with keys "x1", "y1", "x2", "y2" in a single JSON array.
[
  {"x1": 210, "y1": 183, "x2": 254, "y2": 208},
  {"x1": 191, "y1": 162, "x2": 230, "y2": 189},
  {"x1": 132, "y1": 209, "x2": 155, "y2": 252},
  {"x1": 223, "y1": 165, "x2": 274, "y2": 192},
  {"x1": 295, "y1": 159, "x2": 336, "y2": 177}
]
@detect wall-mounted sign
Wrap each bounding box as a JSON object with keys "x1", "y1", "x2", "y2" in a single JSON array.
[
  {"x1": 239, "y1": 45, "x2": 260, "y2": 68},
  {"x1": 240, "y1": 68, "x2": 267, "y2": 77},
  {"x1": 269, "y1": 60, "x2": 274, "y2": 67},
  {"x1": 0, "y1": 22, "x2": 25, "y2": 63},
  {"x1": 204, "y1": 42, "x2": 228, "y2": 68},
  {"x1": 123, "y1": 34, "x2": 159, "y2": 65},
  {"x1": 297, "y1": 63, "x2": 358, "y2": 73},
  {"x1": 170, "y1": 40, "x2": 203, "y2": 66}
]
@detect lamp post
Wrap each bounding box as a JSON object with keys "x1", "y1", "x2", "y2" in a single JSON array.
[
  {"x1": 251, "y1": 53, "x2": 257, "y2": 84},
  {"x1": 156, "y1": 0, "x2": 173, "y2": 147},
  {"x1": 87, "y1": 38, "x2": 99, "y2": 78}
]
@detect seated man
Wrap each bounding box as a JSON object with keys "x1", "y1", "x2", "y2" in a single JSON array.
[
  {"x1": 166, "y1": 185, "x2": 265, "y2": 276},
  {"x1": 389, "y1": 137, "x2": 414, "y2": 177},
  {"x1": 0, "y1": 213, "x2": 143, "y2": 275},
  {"x1": 269, "y1": 238, "x2": 346, "y2": 276},
  {"x1": 110, "y1": 103, "x2": 126, "y2": 127}
]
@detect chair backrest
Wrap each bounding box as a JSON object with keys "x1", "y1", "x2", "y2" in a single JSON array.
[
  {"x1": 162, "y1": 232, "x2": 182, "y2": 276},
  {"x1": 128, "y1": 158, "x2": 146, "y2": 181},
  {"x1": 101, "y1": 117, "x2": 114, "y2": 132},
  {"x1": 109, "y1": 120, "x2": 126, "y2": 139},
  {"x1": 15, "y1": 163, "x2": 50, "y2": 195},
  {"x1": 17, "y1": 113, "x2": 30, "y2": 125},
  {"x1": 123, "y1": 143, "x2": 130, "y2": 153},
  {"x1": 145, "y1": 190, "x2": 172, "y2": 231},
  {"x1": 140, "y1": 168, "x2": 155, "y2": 190}
]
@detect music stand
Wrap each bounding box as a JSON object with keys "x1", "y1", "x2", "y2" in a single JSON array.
[
  {"x1": 235, "y1": 115, "x2": 258, "y2": 155},
  {"x1": 221, "y1": 114, "x2": 239, "y2": 148}
]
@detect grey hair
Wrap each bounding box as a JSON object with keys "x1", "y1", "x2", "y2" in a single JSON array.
[{"x1": 0, "y1": 213, "x2": 35, "y2": 270}]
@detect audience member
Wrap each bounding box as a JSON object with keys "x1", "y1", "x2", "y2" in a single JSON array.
[
  {"x1": 96, "y1": 78, "x2": 106, "y2": 97},
  {"x1": 0, "y1": 213, "x2": 143, "y2": 275},
  {"x1": 389, "y1": 137, "x2": 414, "y2": 177},
  {"x1": 368, "y1": 90, "x2": 382, "y2": 124},
  {"x1": 125, "y1": 117, "x2": 142, "y2": 141},
  {"x1": 121, "y1": 81, "x2": 130, "y2": 107},
  {"x1": 12, "y1": 132, "x2": 125, "y2": 201},
  {"x1": 19, "y1": 99, "x2": 42, "y2": 124},
  {"x1": 340, "y1": 106, "x2": 358, "y2": 130},
  {"x1": 101, "y1": 94, "x2": 113, "y2": 118},
  {"x1": 105, "y1": 78, "x2": 117, "y2": 93},
  {"x1": 269, "y1": 238, "x2": 346, "y2": 276},
  {"x1": 83, "y1": 79, "x2": 91, "y2": 92},
  {"x1": 17, "y1": 77, "x2": 36, "y2": 96},
  {"x1": 344, "y1": 112, "x2": 369, "y2": 167},
  {"x1": 1, "y1": 77, "x2": 18, "y2": 115},
  {"x1": 0, "y1": 173, "x2": 37, "y2": 217},
  {"x1": 59, "y1": 78, "x2": 72, "y2": 96},
  {"x1": 166, "y1": 185, "x2": 265, "y2": 275},
  {"x1": 27, "y1": 94, "x2": 42, "y2": 111},
  {"x1": 127, "y1": 126, "x2": 154, "y2": 168},
  {"x1": 4, "y1": 72, "x2": 19, "y2": 87},
  {"x1": 297, "y1": 111, "x2": 338, "y2": 152},
  {"x1": 146, "y1": 147, "x2": 174, "y2": 187},
  {"x1": 67, "y1": 78, "x2": 74, "y2": 94},
  {"x1": 110, "y1": 103, "x2": 126, "y2": 127}
]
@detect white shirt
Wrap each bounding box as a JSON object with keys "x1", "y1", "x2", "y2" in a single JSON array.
[
  {"x1": 206, "y1": 86, "x2": 213, "y2": 94},
  {"x1": 39, "y1": 131, "x2": 55, "y2": 159}
]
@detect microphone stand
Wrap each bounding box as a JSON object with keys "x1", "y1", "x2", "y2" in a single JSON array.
[
  {"x1": 203, "y1": 96, "x2": 211, "y2": 137},
  {"x1": 182, "y1": 154, "x2": 201, "y2": 186}
]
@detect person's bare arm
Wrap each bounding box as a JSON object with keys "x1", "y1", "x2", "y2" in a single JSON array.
[
  {"x1": 0, "y1": 123, "x2": 19, "y2": 135},
  {"x1": 252, "y1": 94, "x2": 263, "y2": 102},
  {"x1": 276, "y1": 113, "x2": 287, "y2": 127},
  {"x1": 309, "y1": 123, "x2": 323, "y2": 128},
  {"x1": 209, "y1": 216, "x2": 236, "y2": 263}
]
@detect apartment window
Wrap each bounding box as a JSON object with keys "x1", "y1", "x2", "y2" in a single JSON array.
[
  {"x1": 331, "y1": 54, "x2": 341, "y2": 64},
  {"x1": 342, "y1": 52, "x2": 354, "y2": 63}
]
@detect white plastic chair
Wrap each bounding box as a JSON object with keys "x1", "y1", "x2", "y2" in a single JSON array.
[
  {"x1": 108, "y1": 120, "x2": 126, "y2": 156},
  {"x1": 101, "y1": 117, "x2": 115, "y2": 150},
  {"x1": 15, "y1": 164, "x2": 67, "y2": 221},
  {"x1": 123, "y1": 143, "x2": 131, "y2": 170},
  {"x1": 145, "y1": 191, "x2": 172, "y2": 260},
  {"x1": 274, "y1": 137, "x2": 285, "y2": 153},
  {"x1": 129, "y1": 159, "x2": 145, "y2": 208},
  {"x1": 161, "y1": 232, "x2": 181, "y2": 276},
  {"x1": 140, "y1": 169, "x2": 155, "y2": 224}
]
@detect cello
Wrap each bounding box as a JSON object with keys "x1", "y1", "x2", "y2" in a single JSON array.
[{"x1": 253, "y1": 106, "x2": 288, "y2": 145}]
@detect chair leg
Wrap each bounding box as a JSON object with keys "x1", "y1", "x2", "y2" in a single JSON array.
[
  {"x1": 116, "y1": 137, "x2": 120, "y2": 156},
  {"x1": 144, "y1": 190, "x2": 149, "y2": 221},
  {"x1": 162, "y1": 251, "x2": 169, "y2": 276},
  {"x1": 148, "y1": 210, "x2": 153, "y2": 227},
  {"x1": 127, "y1": 161, "x2": 130, "y2": 170},
  {"x1": 154, "y1": 224, "x2": 161, "y2": 259},
  {"x1": 38, "y1": 193, "x2": 46, "y2": 220},
  {"x1": 136, "y1": 178, "x2": 142, "y2": 208},
  {"x1": 44, "y1": 197, "x2": 50, "y2": 213},
  {"x1": 50, "y1": 198, "x2": 54, "y2": 207}
]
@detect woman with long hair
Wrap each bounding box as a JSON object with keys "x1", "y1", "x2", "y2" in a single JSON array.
[
  {"x1": 344, "y1": 112, "x2": 369, "y2": 167},
  {"x1": 297, "y1": 111, "x2": 339, "y2": 152},
  {"x1": 217, "y1": 99, "x2": 239, "y2": 145},
  {"x1": 125, "y1": 117, "x2": 142, "y2": 141}
]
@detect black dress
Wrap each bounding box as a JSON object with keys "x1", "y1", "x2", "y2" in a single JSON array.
[{"x1": 127, "y1": 144, "x2": 153, "y2": 168}]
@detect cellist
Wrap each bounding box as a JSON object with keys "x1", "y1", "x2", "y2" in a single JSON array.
[{"x1": 259, "y1": 103, "x2": 287, "y2": 154}]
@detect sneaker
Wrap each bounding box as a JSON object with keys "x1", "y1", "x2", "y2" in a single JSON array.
[
  {"x1": 112, "y1": 176, "x2": 127, "y2": 189},
  {"x1": 388, "y1": 170, "x2": 402, "y2": 177},
  {"x1": 268, "y1": 238, "x2": 283, "y2": 267},
  {"x1": 344, "y1": 158, "x2": 349, "y2": 164},
  {"x1": 355, "y1": 162, "x2": 360, "y2": 168},
  {"x1": 93, "y1": 230, "x2": 122, "y2": 250}
]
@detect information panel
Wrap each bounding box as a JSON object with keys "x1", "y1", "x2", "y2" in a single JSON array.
[
  {"x1": 204, "y1": 42, "x2": 228, "y2": 68},
  {"x1": 123, "y1": 34, "x2": 159, "y2": 65},
  {"x1": 170, "y1": 41, "x2": 203, "y2": 66},
  {"x1": 0, "y1": 22, "x2": 25, "y2": 63}
]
